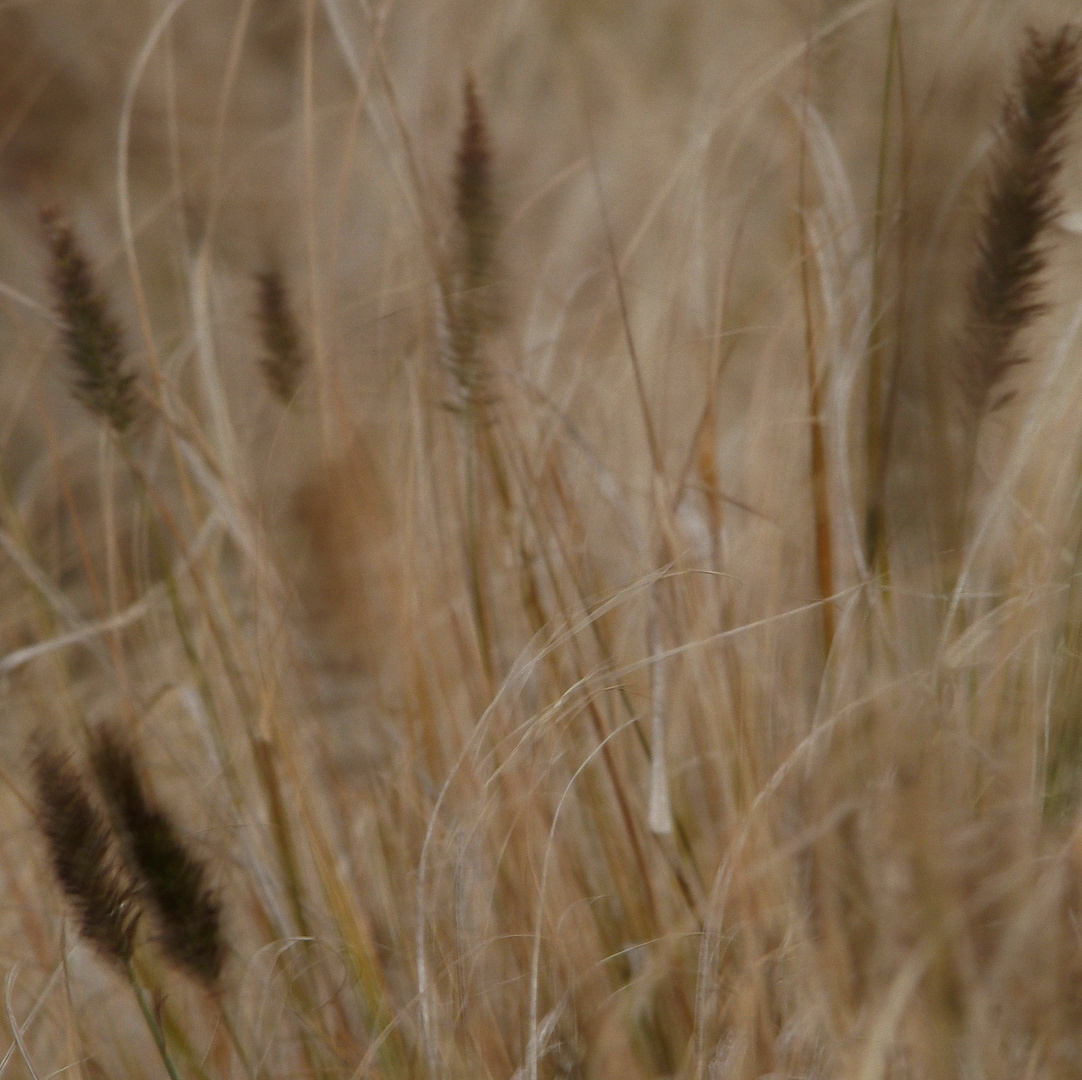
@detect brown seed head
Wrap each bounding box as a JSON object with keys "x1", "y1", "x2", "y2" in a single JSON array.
[
  {"x1": 41, "y1": 209, "x2": 138, "y2": 434},
  {"x1": 32, "y1": 742, "x2": 139, "y2": 966},
  {"x1": 255, "y1": 268, "x2": 306, "y2": 405},
  {"x1": 455, "y1": 75, "x2": 495, "y2": 286},
  {"x1": 89, "y1": 725, "x2": 225, "y2": 987},
  {"x1": 962, "y1": 26, "x2": 1082, "y2": 415}
]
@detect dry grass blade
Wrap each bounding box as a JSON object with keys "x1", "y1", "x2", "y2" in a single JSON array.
[
  {"x1": 961, "y1": 25, "x2": 1082, "y2": 418},
  {"x1": 31, "y1": 742, "x2": 139, "y2": 966},
  {"x1": 88, "y1": 725, "x2": 224, "y2": 988},
  {"x1": 41, "y1": 210, "x2": 139, "y2": 434},
  {"x1": 797, "y1": 86, "x2": 836, "y2": 654}
]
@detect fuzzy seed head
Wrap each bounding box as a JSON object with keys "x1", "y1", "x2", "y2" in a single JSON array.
[
  {"x1": 962, "y1": 26, "x2": 1082, "y2": 415},
  {"x1": 32, "y1": 743, "x2": 139, "y2": 966},
  {"x1": 255, "y1": 268, "x2": 306, "y2": 405},
  {"x1": 455, "y1": 75, "x2": 496, "y2": 286},
  {"x1": 90, "y1": 725, "x2": 225, "y2": 987},
  {"x1": 41, "y1": 210, "x2": 139, "y2": 434}
]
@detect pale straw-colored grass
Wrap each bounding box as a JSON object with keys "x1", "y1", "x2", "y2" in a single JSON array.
[{"x1": 4, "y1": 3, "x2": 1082, "y2": 1079}]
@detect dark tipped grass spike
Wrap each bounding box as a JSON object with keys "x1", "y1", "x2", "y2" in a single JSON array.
[
  {"x1": 962, "y1": 26, "x2": 1082, "y2": 417},
  {"x1": 448, "y1": 75, "x2": 500, "y2": 410},
  {"x1": 455, "y1": 74, "x2": 496, "y2": 287},
  {"x1": 89, "y1": 725, "x2": 225, "y2": 988},
  {"x1": 41, "y1": 210, "x2": 139, "y2": 434},
  {"x1": 255, "y1": 268, "x2": 306, "y2": 405},
  {"x1": 32, "y1": 743, "x2": 139, "y2": 966}
]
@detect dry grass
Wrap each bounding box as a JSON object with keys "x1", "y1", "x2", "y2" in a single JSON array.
[{"x1": 5, "y1": 2, "x2": 1082, "y2": 1078}]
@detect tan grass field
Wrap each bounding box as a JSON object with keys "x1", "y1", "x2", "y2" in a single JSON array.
[{"x1": 4, "y1": 1, "x2": 1082, "y2": 1077}]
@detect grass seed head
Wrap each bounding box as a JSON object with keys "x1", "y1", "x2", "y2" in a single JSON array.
[
  {"x1": 32, "y1": 741, "x2": 139, "y2": 966},
  {"x1": 455, "y1": 74, "x2": 496, "y2": 288},
  {"x1": 447, "y1": 75, "x2": 501, "y2": 411},
  {"x1": 89, "y1": 725, "x2": 225, "y2": 988},
  {"x1": 962, "y1": 25, "x2": 1082, "y2": 416},
  {"x1": 41, "y1": 209, "x2": 139, "y2": 434},
  {"x1": 255, "y1": 268, "x2": 306, "y2": 406}
]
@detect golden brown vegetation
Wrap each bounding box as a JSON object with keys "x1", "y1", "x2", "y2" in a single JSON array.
[{"x1": 6, "y1": 3, "x2": 1082, "y2": 1079}]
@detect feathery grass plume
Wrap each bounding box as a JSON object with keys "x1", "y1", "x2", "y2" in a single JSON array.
[
  {"x1": 254, "y1": 268, "x2": 306, "y2": 405},
  {"x1": 448, "y1": 74, "x2": 499, "y2": 410},
  {"x1": 455, "y1": 74, "x2": 496, "y2": 289},
  {"x1": 31, "y1": 742, "x2": 139, "y2": 965},
  {"x1": 445, "y1": 75, "x2": 502, "y2": 673},
  {"x1": 89, "y1": 724, "x2": 225, "y2": 987},
  {"x1": 961, "y1": 26, "x2": 1081, "y2": 419},
  {"x1": 41, "y1": 209, "x2": 138, "y2": 434}
]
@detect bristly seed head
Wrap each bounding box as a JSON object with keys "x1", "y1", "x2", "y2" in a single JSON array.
[
  {"x1": 32, "y1": 742, "x2": 139, "y2": 966},
  {"x1": 255, "y1": 268, "x2": 306, "y2": 406},
  {"x1": 89, "y1": 724, "x2": 225, "y2": 988},
  {"x1": 455, "y1": 74, "x2": 496, "y2": 287},
  {"x1": 962, "y1": 25, "x2": 1082, "y2": 416},
  {"x1": 446, "y1": 75, "x2": 501, "y2": 412},
  {"x1": 41, "y1": 209, "x2": 139, "y2": 434}
]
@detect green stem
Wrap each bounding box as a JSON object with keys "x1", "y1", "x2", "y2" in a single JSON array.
[{"x1": 125, "y1": 958, "x2": 183, "y2": 1080}]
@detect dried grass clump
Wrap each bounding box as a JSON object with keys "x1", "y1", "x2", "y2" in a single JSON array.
[{"x1": 13, "y1": 7, "x2": 1082, "y2": 1080}]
